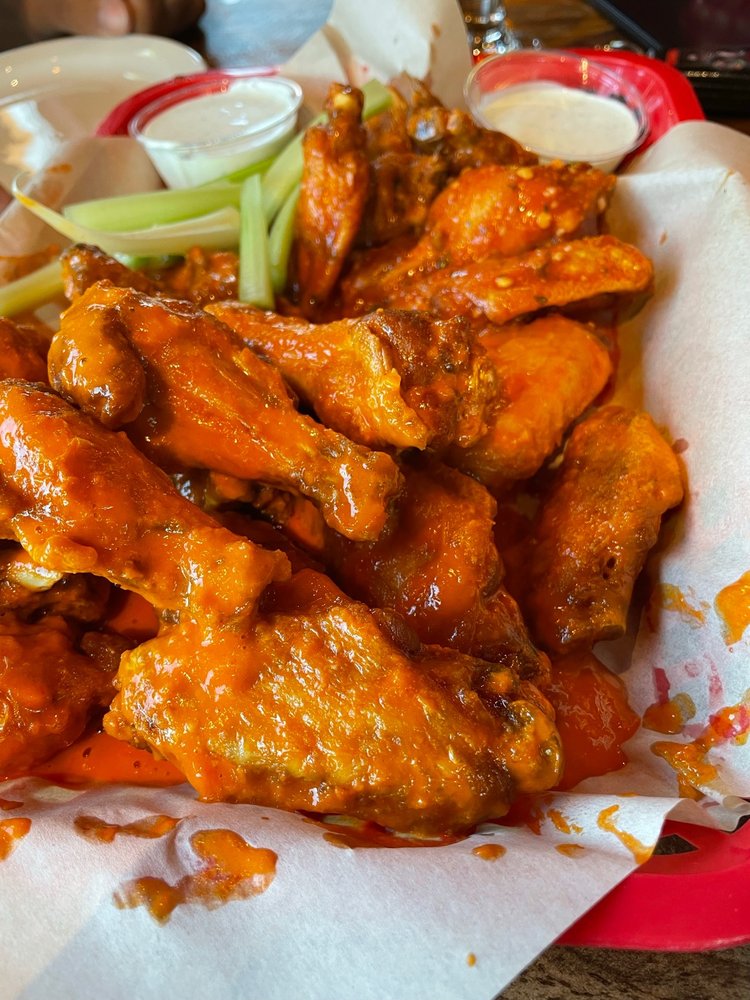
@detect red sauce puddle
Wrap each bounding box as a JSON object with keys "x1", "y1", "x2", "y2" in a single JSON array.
[
  {"x1": 115, "y1": 828, "x2": 277, "y2": 924},
  {"x1": 0, "y1": 817, "x2": 31, "y2": 860},
  {"x1": 0, "y1": 798, "x2": 23, "y2": 811}
]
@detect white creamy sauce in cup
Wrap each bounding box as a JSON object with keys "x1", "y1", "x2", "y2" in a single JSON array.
[
  {"x1": 478, "y1": 82, "x2": 642, "y2": 171},
  {"x1": 133, "y1": 77, "x2": 301, "y2": 188}
]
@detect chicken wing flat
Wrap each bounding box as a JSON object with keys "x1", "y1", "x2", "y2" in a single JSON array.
[
  {"x1": 50, "y1": 283, "x2": 402, "y2": 541},
  {"x1": 62, "y1": 244, "x2": 239, "y2": 307},
  {"x1": 340, "y1": 163, "x2": 615, "y2": 314},
  {"x1": 521, "y1": 406, "x2": 684, "y2": 654},
  {"x1": 322, "y1": 457, "x2": 547, "y2": 681},
  {"x1": 0, "y1": 317, "x2": 49, "y2": 381},
  {"x1": 0, "y1": 381, "x2": 288, "y2": 621},
  {"x1": 206, "y1": 302, "x2": 496, "y2": 451},
  {"x1": 61, "y1": 243, "x2": 160, "y2": 301},
  {"x1": 292, "y1": 84, "x2": 369, "y2": 315},
  {"x1": 378, "y1": 235, "x2": 654, "y2": 326},
  {"x1": 105, "y1": 568, "x2": 561, "y2": 835},
  {"x1": 447, "y1": 315, "x2": 613, "y2": 490},
  {"x1": 0, "y1": 613, "x2": 115, "y2": 779}
]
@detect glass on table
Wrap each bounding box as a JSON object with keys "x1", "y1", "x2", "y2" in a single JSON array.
[{"x1": 457, "y1": 0, "x2": 520, "y2": 58}]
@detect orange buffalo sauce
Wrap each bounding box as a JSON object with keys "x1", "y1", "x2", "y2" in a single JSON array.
[
  {"x1": 642, "y1": 692, "x2": 696, "y2": 735},
  {"x1": 0, "y1": 817, "x2": 31, "y2": 860},
  {"x1": 74, "y1": 813, "x2": 181, "y2": 843},
  {"x1": 651, "y1": 695, "x2": 750, "y2": 796},
  {"x1": 545, "y1": 651, "x2": 640, "y2": 789},
  {"x1": 471, "y1": 843, "x2": 506, "y2": 861},
  {"x1": 114, "y1": 828, "x2": 277, "y2": 923},
  {"x1": 32, "y1": 730, "x2": 184, "y2": 789},
  {"x1": 714, "y1": 570, "x2": 750, "y2": 646}
]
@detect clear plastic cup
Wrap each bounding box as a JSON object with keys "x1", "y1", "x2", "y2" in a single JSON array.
[{"x1": 465, "y1": 49, "x2": 650, "y2": 172}]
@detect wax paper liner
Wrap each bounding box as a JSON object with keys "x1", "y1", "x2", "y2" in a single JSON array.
[{"x1": 0, "y1": 4, "x2": 749, "y2": 996}]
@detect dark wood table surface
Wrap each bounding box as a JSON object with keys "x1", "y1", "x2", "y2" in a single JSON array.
[{"x1": 1, "y1": 1, "x2": 749, "y2": 997}]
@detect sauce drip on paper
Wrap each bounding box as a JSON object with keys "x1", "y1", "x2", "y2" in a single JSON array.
[
  {"x1": 596, "y1": 804, "x2": 653, "y2": 864},
  {"x1": 312, "y1": 817, "x2": 459, "y2": 849},
  {"x1": 651, "y1": 695, "x2": 750, "y2": 796},
  {"x1": 0, "y1": 817, "x2": 31, "y2": 860},
  {"x1": 115, "y1": 828, "x2": 277, "y2": 923},
  {"x1": 715, "y1": 571, "x2": 750, "y2": 645},
  {"x1": 471, "y1": 843, "x2": 506, "y2": 861},
  {"x1": 642, "y1": 693, "x2": 696, "y2": 734},
  {"x1": 75, "y1": 813, "x2": 180, "y2": 843},
  {"x1": 556, "y1": 843, "x2": 585, "y2": 858}
]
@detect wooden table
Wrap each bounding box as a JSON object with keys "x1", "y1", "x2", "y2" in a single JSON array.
[{"x1": 1, "y1": 1, "x2": 748, "y2": 996}]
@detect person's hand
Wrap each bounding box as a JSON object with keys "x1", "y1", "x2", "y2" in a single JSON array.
[{"x1": 23, "y1": 0, "x2": 205, "y2": 40}]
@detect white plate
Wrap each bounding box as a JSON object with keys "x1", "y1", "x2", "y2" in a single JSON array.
[{"x1": 0, "y1": 34, "x2": 206, "y2": 191}]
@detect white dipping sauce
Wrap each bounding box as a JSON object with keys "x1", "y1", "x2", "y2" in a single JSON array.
[
  {"x1": 479, "y1": 82, "x2": 641, "y2": 170},
  {"x1": 135, "y1": 77, "x2": 301, "y2": 188}
]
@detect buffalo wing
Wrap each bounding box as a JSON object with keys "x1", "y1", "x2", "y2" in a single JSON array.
[{"x1": 50, "y1": 283, "x2": 402, "y2": 541}]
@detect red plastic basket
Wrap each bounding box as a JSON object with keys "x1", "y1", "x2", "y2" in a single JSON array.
[{"x1": 559, "y1": 818, "x2": 750, "y2": 950}]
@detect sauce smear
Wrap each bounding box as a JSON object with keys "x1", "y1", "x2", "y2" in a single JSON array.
[
  {"x1": 652, "y1": 695, "x2": 750, "y2": 796},
  {"x1": 75, "y1": 813, "x2": 181, "y2": 843},
  {"x1": 597, "y1": 805, "x2": 653, "y2": 864},
  {"x1": 471, "y1": 843, "x2": 506, "y2": 861},
  {"x1": 642, "y1": 692, "x2": 696, "y2": 735},
  {"x1": 0, "y1": 817, "x2": 31, "y2": 860},
  {"x1": 715, "y1": 571, "x2": 750, "y2": 645},
  {"x1": 115, "y1": 828, "x2": 277, "y2": 923}
]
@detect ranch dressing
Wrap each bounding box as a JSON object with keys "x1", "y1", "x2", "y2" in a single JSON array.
[
  {"x1": 478, "y1": 82, "x2": 641, "y2": 171},
  {"x1": 133, "y1": 77, "x2": 301, "y2": 188}
]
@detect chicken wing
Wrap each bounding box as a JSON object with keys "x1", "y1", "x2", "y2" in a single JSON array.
[
  {"x1": 49, "y1": 283, "x2": 402, "y2": 541},
  {"x1": 0, "y1": 546, "x2": 111, "y2": 623},
  {"x1": 0, "y1": 613, "x2": 116, "y2": 780},
  {"x1": 340, "y1": 162, "x2": 615, "y2": 313},
  {"x1": 105, "y1": 568, "x2": 561, "y2": 835},
  {"x1": 0, "y1": 317, "x2": 49, "y2": 381},
  {"x1": 61, "y1": 244, "x2": 239, "y2": 307},
  {"x1": 322, "y1": 457, "x2": 548, "y2": 681},
  {"x1": 206, "y1": 302, "x2": 496, "y2": 451},
  {"x1": 521, "y1": 406, "x2": 684, "y2": 654},
  {"x1": 447, "y1": 315, "x2": 613, "y2": 490},
  {"x1": 375, "y1": 235, "x2": 654, "y2": 326},
  {"x1": 292, "y1": 84, "x2": 369, "y2": 315},
  {"x1": 0, "y1": 381, "x2": 288, "y2": 621}
]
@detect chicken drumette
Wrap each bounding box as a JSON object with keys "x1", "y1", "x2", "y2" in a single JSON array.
[
  {"x1": 49, "y1": 282, "x2": 402, "y2": 541},
  {"x1": 206, "y1": 303, "x2": 496, "y2": 452}
]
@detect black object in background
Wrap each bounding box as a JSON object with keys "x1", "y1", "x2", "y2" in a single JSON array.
[
  {"x1": 586, "y1": 0, "x2": 750, "y2": 116},
  {"x1": 586, "y1": 0, "x2": 749, "y2": 55}
]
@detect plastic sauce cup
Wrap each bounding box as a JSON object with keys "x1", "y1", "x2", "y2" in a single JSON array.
[
  {"x1": 465, "y1": 50, "x2": 650, "y2": 172},
  {"x1": 129, "y1": 73, "x2": 303, "y2": 188}
]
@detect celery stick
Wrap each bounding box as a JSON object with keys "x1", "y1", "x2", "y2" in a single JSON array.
[
  {"x1": 64, "y1": 184, "x2": 242, "y2": 233},
  {"x1": 238, "y1": 175, "x2": 273, "y2": 309},
  {"x1": 13, "y1": 179, "x2": 241, "y2": 256},
  {"x1": 214, "y1": 153, "x2": 277, "y2": 186},
  {"x1": 0, "y1": 261, "x2": 63, "y2": 317},
  {"x1": 268, "y1": 184, "x2": 300, "y2": 294},
  {"x1": 261, "y1": 78, "x2": 392, "y2": 223}
]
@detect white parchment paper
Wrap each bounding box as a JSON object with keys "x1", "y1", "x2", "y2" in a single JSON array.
[{"x1": 1, "y1": 4, "x2": 750, "y2": 996}]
